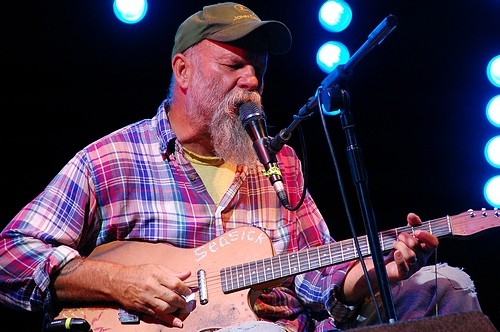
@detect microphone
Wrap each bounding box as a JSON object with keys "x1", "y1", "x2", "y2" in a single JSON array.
[{"x1": 239, "y1": 102, "x2": 290, "y2": 209}]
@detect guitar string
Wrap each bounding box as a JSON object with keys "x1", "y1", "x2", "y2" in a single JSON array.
[
  {"x1": 178, "y1": 211, "x2": 500, "y2": 298},
  {"x1": 180, "y1": 216, "x2": 458, "y2": 298}
]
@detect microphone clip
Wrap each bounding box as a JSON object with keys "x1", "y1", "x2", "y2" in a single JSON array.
[{"x1": 261, "y1": 164, "x2": 282, "y2": 179}]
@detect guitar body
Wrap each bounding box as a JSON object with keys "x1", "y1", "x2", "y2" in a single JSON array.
[
  {"x1": 56, "y1": 209, "x2": 500, "y2": 331},
  {"x1": 56, "y1": 227, "x2": 276, "y2": 332}
]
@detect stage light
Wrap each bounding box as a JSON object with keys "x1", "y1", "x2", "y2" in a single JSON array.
[
  {"x1": 319, "y1": 0, "x2": 353, "y2": 33},
  {"x1": 484, "y1": 56, "x2": 500, "y2": 208},
  {"x1": 485, "y1": 136, "x2": 500, "y2": 168},
  {"x1": 487, "y1": 55, "x2": 500, "y2": 88},
  {"x1": 316, "y1": 41, "x2": 350, "y2": 74},
  {"x1": 484, "y1": 175, "x2": 500, "y2": 208},
  {"x1": 486, "y1": 95, "x2": 500, "y2": 127},
  {"x1": 113, "y1": 0, "x2": 148, "y2": 24}
]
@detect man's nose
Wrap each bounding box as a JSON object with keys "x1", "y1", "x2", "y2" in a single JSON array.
[{"x1": 237, "y1": 65, "x2": 260, "y2": 91}]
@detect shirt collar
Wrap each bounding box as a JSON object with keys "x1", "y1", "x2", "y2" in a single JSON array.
[{"x1": 156, "y1": 100, "x2": 177, "y2": 160}]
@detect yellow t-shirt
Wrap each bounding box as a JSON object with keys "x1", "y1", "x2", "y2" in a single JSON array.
[{"x1": 183, "y1": 148, "x2": 236, "y2": 204}]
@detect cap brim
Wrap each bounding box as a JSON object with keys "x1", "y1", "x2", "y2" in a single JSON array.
[{"x1": 208, "y1": 20, "x2": 292, "y2": 55}]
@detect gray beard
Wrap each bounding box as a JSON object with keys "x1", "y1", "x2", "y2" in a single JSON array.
[
  {"x1": 209, "y1": 90, "x2": 262, "y2": 168},
  {"x1": 185, "y1": 58, "x2": 263, "y2": 168}
]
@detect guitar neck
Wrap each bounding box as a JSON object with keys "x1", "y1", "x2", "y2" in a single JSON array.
[
  {"x1": 221, "y1": 208, "x2": 500, "y2": 294},
  {"x1": 220, "y1": 217, "x2": 451, "y2": 293}
]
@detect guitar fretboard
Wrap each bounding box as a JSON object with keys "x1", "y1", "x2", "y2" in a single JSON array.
[{"x1": 220, "y1": 217, "x2": 452, "y2": 293}]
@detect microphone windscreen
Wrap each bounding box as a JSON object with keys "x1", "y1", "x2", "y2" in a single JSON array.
[{"x1": 239, "y1": 102, "x2": 265, "y2": 127}]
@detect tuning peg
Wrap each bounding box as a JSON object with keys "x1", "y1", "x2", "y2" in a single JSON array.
[{"x1": 467, "y1": 209, "x2": 475, "y2": 217}]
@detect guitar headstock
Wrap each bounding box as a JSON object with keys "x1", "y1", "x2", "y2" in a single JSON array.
[{"x1": 450, "y1": 208, "x2": 500, "y2": 238}]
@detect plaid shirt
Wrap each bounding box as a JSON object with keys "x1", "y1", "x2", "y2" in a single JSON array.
[{"x1": 0, "y1": 101, "x2": 355, "y2": 331}]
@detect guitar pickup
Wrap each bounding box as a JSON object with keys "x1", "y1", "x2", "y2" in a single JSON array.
[
  {"x1": 118, "y1": 307, "x2": 140, "y2": 324},
  {"x1": 179, "y1": 292, "x2": 197, "y2": 313},
  {"x1": 117, "y1": 289, "x2": 199, "y2": 324}
]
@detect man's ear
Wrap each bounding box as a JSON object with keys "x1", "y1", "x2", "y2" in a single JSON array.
[{"x1": 172, "y1": 53, "x2": 190, "y2": 89}]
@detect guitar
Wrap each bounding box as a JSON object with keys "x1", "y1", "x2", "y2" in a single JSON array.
[{"x1": 56, "y1": 209, "x2": 499, "y2": 332}]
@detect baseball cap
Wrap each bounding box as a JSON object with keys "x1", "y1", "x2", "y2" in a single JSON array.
[{"x1": 172, "y1": 2, "x2": 292, "y2": 59}]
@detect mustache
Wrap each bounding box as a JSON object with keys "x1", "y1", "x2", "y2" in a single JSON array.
[
  {"x1": 208, "y1": 90, "x2": 261, "y2": 167},
  {"x1": 225, "y1": 90, "x2": 262, "y2": 117}
]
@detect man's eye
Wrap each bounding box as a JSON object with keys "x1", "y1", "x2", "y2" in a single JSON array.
[{"x1": 228, "y1": 64, "x2": 244, "y2": 70}]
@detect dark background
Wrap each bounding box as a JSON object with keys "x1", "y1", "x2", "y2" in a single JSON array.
[{"x1": 2, "y1": 0, "x2": 499, "y2": 330}]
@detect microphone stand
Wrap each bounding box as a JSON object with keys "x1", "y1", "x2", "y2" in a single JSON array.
[{"x1": 269, "y1": 15, "x2": 399, "y2": 324}]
